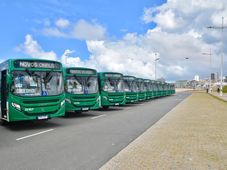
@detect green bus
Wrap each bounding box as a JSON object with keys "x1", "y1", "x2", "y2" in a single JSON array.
[
  {"x1": 123, "y1": 76, "x2": 138, "y2": 103},
  {"x1": 144, "y1": 79, "x2": 152, "y2": 100},
  {"x1": 64, "y1": 67, "x2": 100, "y2": 112},
  {"x1": 98, "y1": 72, "x2": 125, "y2": 109},
  {"x1": 171, "y1": 84, "x2": 176, "y2": 94},
  {"x1": 136, "y1": 78, "x2": 146, "y2": 101},
  {"x1": 150, "y1": 80, "x2": 157, "y2": 98},
  {"x1": 156, "y1": 81, "x2": 162, "y2": 97},
  {"x1": 0, "y1": 59, "x2": 65, "y2": 123},
  {"x1": 167, "y1": 83, "x2": 172, "y2": 95}
]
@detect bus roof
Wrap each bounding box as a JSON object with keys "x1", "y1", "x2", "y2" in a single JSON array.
[
  {"x1": 123, "y1": 75, "x2": 137, "y2": 79},
  {"x1": 65, "y1": 67, "x2": 97, "y2": 75},
  {"x1": 0, "y1": 58, "x2": 62, "y2": 71}
]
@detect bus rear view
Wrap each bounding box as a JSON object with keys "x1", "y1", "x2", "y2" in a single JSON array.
[
  {"x1": 64, "y1": 67, "x2": 100, "y2": 112},
  {"x1": 98, "y1": 72, "x2": 125, "y2": 109},
  {"x1": 0, "y1": 59, "x2": 65, "y2": 123}
]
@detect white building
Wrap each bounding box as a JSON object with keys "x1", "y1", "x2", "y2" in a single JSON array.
[{"x1": 194, "y1": 75, "x2": 199, "y2": 81}]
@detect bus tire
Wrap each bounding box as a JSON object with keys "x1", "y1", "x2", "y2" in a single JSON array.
[
  {"x1": 1, "y1": 119, "x2": 9, "y2": 126},
  {"x1": 102, "y1": 106, "x2": 109, "y2": 109}
]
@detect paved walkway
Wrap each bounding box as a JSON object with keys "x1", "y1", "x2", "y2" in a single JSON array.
[
  {"x1": 100, "y1": 92, "x2": 227, "y2": 170},
  {"x1": 210, "y1": 91, "x2": 227, "y2": 102}
]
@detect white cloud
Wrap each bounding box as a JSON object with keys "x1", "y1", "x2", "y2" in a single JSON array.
[
  {"x1": 32, "y1": 0, "x2": 227, "y2": 81},
  {"x1": 41, "y1": 19, "x2": 106, "y2": 40},
  {"x1": 17, "y1": 34, "x2": 57, "y2": 60},
  {"x1": 55, "y1": 18, "x2": 70, "y2": 28},
  {"x1": 72, "y1": 19, "x2": 106, "y2": 40},
  {"x1": 61, "y1": 49, "x2": 84, "y2": 66},
  {"x1": 143, "y1": 8, "x2": 153, "y2": 24},
  {"x1": 42, "y1": 28, "x2": 68, "y2": 38}
]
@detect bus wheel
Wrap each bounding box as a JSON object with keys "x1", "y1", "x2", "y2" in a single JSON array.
[
  {"x1": 102, "y1": 106, "x2": 109, "y2": 110},
  {"x1": 1, "y1": 119, "x2": 9, "y2": 126},
  {"x1": 75, "y1": 110, "x2": 82, "y2": 114}
]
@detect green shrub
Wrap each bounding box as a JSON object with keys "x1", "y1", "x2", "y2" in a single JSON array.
[{"x1": 222, "y1": 85, "x2": 227, "y2": 93}]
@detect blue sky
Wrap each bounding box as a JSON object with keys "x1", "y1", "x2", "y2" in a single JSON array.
[
  {"x1": 0, "y1": 0, "x2": 227, "y2": 81},
  {"x1": 0, "y1": 0, "x2": 165, "y2": 60}
]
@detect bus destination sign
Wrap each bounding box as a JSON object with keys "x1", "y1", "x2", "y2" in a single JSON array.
[
  {"x1": 104, "y1": 73, "x2": 122, "y2": 78},
  {"x1": 123, "y1": 77, "x2": 135, "y2": 81},
  {"x1": 14, "y1": 60, "x2": 61, "y2": 69},
  {"x1": 68, "y1": 69, "x2": 96, "y2": 75}
]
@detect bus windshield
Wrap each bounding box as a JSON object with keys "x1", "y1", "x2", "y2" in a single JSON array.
[
  {"x1": 137, "y1": 82, "x2": 146, "y2": 92},
  {"x1": 11, "y1": 71, "x2": 63, "y2": 96},
  {"x1": 103, "y1": 78, "x2": 124, "y2": 93},
  {"x1": 124, "y1": 80, "x2": 138, "y2": 92},
  {"x1": 145, "y1": 82, "x2": 152, "y2": 91},
  {"x1": 66, "y1": 76, "x2": 98, "y2": 94}
]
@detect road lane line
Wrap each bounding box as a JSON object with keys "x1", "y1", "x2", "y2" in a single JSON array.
[
  {"x1": 16, "y1": 129, "x2": 54, "y2": 141},
  {"x1": 91, "y1": 114, "x2": 106, "y2": 120}
]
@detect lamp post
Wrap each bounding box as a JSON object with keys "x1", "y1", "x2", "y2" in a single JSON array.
[
  {"x1": 202, "y1": 48, "x2": 212, "y2": 93},
  {"x1": 207, "y1": 16, "x2": 227, "y2": 96},
  {"x1": 154, "y1": 53, "x2": 160, "y2": 80}
]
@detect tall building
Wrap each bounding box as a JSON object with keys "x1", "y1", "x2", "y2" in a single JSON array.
[
  {"x1": 194, "y1": 75, "x2": 199, "y2": 81},
  {"x1": 211, "y1": 73, "x2": 215, "y2": 81}
]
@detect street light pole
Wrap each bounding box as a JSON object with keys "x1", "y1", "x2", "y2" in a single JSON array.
[
  {"x1": 207, "y1": 16, "x2": 227, "y2": 96},
  {"x1": 202, "y1": 48, "x2": 212, "y2": 93},
  {"x1": 154, "y1": 53, "x2": 160, "y2": 80}
]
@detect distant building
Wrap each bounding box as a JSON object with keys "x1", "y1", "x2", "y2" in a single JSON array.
[
  {"x1": 175, "y1": 80, "x2": 187, "y2": 88},
  {"x1": 194, "y1": 75, "x2": 199, "y2": 81},
  {"x1": 224, "y1": 76, "x2": 227, "y2": 83},
  {"x1": 216, "y1": 72, "x2": 219, "y2": 81},
  {"x1": 156, "y1": 77, "x2": 165, "y2": 82},
  {"x1": 211, "y1": 73, "x2": 215, "y2": 81}
]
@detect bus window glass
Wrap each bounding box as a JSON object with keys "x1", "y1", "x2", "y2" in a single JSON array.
[
  {"x1": 123, "y1": 80, "x2": 138, "y2": 92},
  {"x1": 12, "y1": 71, "x2": 63, "y2": 96},
  {"x1": 66, "y1": 76, "x2": 98, "y2": 94},
  {"x1": 103, "y1": 78, "x2": 124, "y2": 92},
  {"x1": 137, "y1": 82, "x2": 146, "y2": 92}
]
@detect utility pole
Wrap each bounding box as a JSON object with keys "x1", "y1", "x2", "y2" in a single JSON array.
[
  {"x1": 154, "y1": 52, "x2": 160, "y2": 80},
  {"x1": 207, "y1": 16, "x2": 227, "y2": 96},
  {"x1": 202, "y1": 48, "x2": 212, "y2": 93}
]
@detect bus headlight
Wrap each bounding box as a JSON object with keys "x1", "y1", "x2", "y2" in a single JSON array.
[
  {"x1": 65, "y1": 98, "x2": 71, "y2": 104},
  {"x1": 60, "y1": 100, "x2": 65, "y2": 107},
  {"x1": 12, "y1": 102, "x2": 21, "y2": 111},
  {"x1": 103, "y1": 96, "x2": 108, "y2": 100}
]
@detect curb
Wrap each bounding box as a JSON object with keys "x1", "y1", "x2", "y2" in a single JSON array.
[{"x1": 209, "y1": 93, "x2": 227, "y2": 103}]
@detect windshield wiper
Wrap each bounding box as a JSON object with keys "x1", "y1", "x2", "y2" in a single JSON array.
[
  {"x1": 44, "y1": 69, "x2": 54, "y2": 84},
  {"x1": 25, "y1": 68, "x2": 34, "y2": 77}
]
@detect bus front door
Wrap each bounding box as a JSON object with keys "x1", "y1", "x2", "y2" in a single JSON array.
[{"x1": 1, "y1": 70, "x2": 7, "y2": 120}]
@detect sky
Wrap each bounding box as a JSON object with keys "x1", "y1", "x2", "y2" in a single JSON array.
[{"x1": 0, "y1": 0, "x2": 227, "y2": 82}]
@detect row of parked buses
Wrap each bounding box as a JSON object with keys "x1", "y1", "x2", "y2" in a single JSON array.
[{"x1": 0, "y1": 59, "x2": 175, "y2": 123}]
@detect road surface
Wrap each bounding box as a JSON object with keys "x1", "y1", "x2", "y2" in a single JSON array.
[{"x1": 0, "y1": 92, "x2": 190, "y2": 170}]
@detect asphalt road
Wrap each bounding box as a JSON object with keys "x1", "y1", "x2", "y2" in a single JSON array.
[{"x1": 0, "y1": 92, "x2": 190, "y2": 170}]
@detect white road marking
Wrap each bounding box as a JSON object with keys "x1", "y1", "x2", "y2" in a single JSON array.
[
  {"x1": 16, "y1": 129, "x2": 54, "y2": 141},
  {"x1": 91, "y1": 114, "x2": 106, "y2": 120}
]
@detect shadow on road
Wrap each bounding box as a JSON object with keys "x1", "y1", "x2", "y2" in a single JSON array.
[
  {"x1": 1, "y1": 120, "x2": 61, "y2": 131},
  {"x1": 63, "y1": 111, "x2": 96, "y2": 118},
  {"x1": 98, "y1": 107, "x2": 124, "y2": 112}
]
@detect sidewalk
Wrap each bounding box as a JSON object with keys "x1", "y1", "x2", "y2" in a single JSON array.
[
  {"x1": 210, "y1": 91, "x2": 227, "y2": 102},
  {"x1": 100, "y1": 92, "x2": 227, "y2": 170}
]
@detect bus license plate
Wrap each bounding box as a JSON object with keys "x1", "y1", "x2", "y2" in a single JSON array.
[
  {"x1": 38, "y1": 115, "x2": 48, "y2": 120},
  {"x1": 115, "y1": 103, "x2": 119, "y2": 106},
  {"x1": 82, "y1": 108, "x2": 89, "y2": 111}
]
